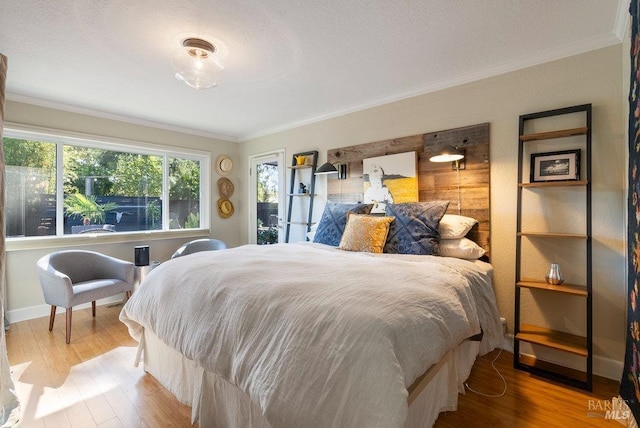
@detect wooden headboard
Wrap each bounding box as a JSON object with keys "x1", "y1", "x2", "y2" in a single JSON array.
[{"x1": 326, "y1": 123, "x2": 490, "y2": 258}]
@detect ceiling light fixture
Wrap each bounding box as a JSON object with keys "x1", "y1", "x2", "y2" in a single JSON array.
[{"x1": 172, "y1": 38, "x2": 224, "y2": 90}]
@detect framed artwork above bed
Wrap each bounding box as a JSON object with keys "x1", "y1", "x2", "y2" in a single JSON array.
[{"x1": 363, "y1": 151, "x2": 418, "y2": 213}]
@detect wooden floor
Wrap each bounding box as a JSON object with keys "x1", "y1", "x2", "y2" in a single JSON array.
[
  {"x1": 7, "y1": 304, "x2": 621, "y2": 427},
  {"x1": 434, "y1": 351, "x2": 621, "y2": 427},
  {"x1": 6, "y1": 303, "x2": 193, "y2": 427}
]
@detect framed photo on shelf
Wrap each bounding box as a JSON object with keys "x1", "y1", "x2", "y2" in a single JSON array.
[{"x1": 530, "y1": 149, "x2": 581, "y2": 183}]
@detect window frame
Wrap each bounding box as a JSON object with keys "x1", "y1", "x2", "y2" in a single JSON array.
[{"x1": 3, "y1": 123, "x2": 211, "y2": 250}]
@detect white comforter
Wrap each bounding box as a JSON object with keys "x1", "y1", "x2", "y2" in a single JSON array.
[{"x1": 120, "y1": 243, "x2": 501, "y2": 427}]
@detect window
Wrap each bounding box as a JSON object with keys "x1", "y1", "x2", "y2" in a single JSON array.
[
  {"x1": 4, "y1": 137, "x2": 56, "y2": 237},
  {"x1": 169, "y1": 157, "x2": 201, "y2": 229},
  {"x1": 3, "y1": 128, "x2": 208, "y2": 238}
]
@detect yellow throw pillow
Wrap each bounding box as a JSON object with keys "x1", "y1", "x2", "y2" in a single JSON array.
[{"x1": 338, "y1": 213, "x2": 395, "y2": 253}]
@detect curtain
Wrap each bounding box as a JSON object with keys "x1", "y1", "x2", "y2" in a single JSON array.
[
  {"x1": 622, "y1": 0, "x2": 640, "y2": 423},
  {"x1": 0, "y1": 53, "x2": 20, "y2": 426}
]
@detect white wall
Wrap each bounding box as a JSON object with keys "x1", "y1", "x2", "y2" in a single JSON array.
[
  {"x1": 4, "y1": 100, "x2": 241, "y2": 321},
  {"x1": 240, "y1": 45, "x2": 626, "y2": 379}
]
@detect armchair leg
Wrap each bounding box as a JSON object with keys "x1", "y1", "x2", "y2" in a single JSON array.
[
  {"x1": 125, "y1": 291, "x2": 132, "y2": 299},
  {"x1": 66, "y1": 308, "x2": 72, "y2": 344},
  {"x1": 48, "y1": 306, "x2": 56, "y2": 331},
  {"x1": 92, "y1": 301, "x2": 96, "y2": 317}
]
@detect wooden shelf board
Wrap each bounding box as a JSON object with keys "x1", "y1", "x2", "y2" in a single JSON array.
[
  {"x1": 520, "y1": 127, "x2": 588, "y2": 141},
  {"x1": 517, "y1": 280, "x2": 588, "y2": 296},
  {"x1": 516, "y1": 324, "x2": 588, "y2": 357},
  {"x1": 287, "y1": 165, "x2": 312, "y2": 169},
  {"x1": 518, "y1": 354, "x2": 588, "y2": 385},
  {"x1": 520, "y1": 180, "x2": 587, "y2": 188},
  {"x1": 518, "y1": 232, "x2": 587, "y2": 239}
]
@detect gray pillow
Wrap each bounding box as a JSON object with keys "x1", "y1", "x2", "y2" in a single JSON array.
[
  {"x1": 313, "y1": 202, "x2": 373, "y2": 246},
  {"x1": 384, "y1": 201, "x2": 449, "y2": 255}
]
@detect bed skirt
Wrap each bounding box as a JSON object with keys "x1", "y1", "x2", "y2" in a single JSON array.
[{"x1": 140, "y1": 328, "x2": 480, "y2": 427}]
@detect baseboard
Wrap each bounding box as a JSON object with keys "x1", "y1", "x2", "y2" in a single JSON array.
[
  {"x1": 6, "y1": 295, "x2": 127, "y2": 324},
  {"x1": 503, "y1": 333, "x2": 623, "y2": 381},
  {"x1": 501, "y1": 333, "x2": 514, "y2": 353},
  {"x1": 595, "y1": 354, "x2": 624, "y2": 382}
]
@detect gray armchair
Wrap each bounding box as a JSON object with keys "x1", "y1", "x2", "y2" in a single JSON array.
[
  {"x1": 171, "y1": 238, "x2": 227, "y2": 259},
  {"x1": 36, "y1": 250, "x2": 135, "y2": 344}
]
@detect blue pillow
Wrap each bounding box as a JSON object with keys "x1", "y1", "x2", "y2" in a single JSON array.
[
  {"x1": 313, "y1": 202, "x2": 373, "y2": 246},
  {"x1": 384, "y1": 201, "x2": 449, "y2": 255}
]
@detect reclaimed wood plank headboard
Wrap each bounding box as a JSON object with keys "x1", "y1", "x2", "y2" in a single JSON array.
[{"x1": 326, "y1": 123, "x2": 490, "y2": 258}]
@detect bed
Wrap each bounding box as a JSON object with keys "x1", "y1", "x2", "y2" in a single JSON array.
[
  {"x1": 121, "y1": 123, "x2": 496, "y2": 426},
  {"x1": 120, "y1": 240, "x2": 501, "y2": 427}
]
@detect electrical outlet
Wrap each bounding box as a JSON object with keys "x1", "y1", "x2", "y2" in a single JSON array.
[{"x1": 500, "y1": 317, "x2": 507, "y2": 334}]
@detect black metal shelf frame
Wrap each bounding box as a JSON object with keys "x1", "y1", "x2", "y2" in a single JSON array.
[{"x1": 514, "y1": 104, "x2": 592, "y2": 391}]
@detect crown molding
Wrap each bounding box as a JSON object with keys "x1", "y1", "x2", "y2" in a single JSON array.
[
  {"x1": 6, "y1": 93, "x2": 240, "y2": 143},
  {"x1": 614, "y1": 0, "x2": 630, "y2": 41}
]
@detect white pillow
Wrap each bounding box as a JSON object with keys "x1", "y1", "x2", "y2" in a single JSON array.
[
  {"x1": 439, "y1": 214, "x2": 477, "y2": 239},
  {"x1": 306, "y1": 223, "x2": 319, "y2": 241},
  {"x1": 439, "y1": 238, "x2": 485, "y2": 260}
]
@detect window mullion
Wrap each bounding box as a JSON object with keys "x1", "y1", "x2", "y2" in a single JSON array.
[
  {"x1": 162, "y1": 154, "x2": 169, "y2": 231},
  {"x1": 56, "y1": 143, "x2": 64, "y2": 236}
]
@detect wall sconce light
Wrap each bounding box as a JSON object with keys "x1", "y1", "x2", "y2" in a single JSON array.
[
  {"x1": 429, "y1": 145, "x2": 466, "y2": 170},
  {"x1": 172, "y1": 38, "x2": 224, "y2": 89},
  {"x1": 429, "y1": 144, "x2": 467, "y2": 214},
  {"x1": 315, "y1": 162, "x2": 337, "y2": 175},
  {"x1": 315, "y1": 162, "x2": 347, "y2": 179}
]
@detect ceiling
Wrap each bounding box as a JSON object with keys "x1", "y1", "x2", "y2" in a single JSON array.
[{"x1": 0, "y1": 1, "x2": 627, "y2": 142}]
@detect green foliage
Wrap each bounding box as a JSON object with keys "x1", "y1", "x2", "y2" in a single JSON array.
[
  {"x1": 185, "y1": 212, "x2": 200, "y2": 229},
  {"x1": 63, "y1": 146, "x2": 117, "y2": 195},
  {"x1": 63, "y1": 193, "x2": 118, "y2": 224},
  {"x1": 111, "y1": 153, "x2": 162, "y2": 196},
  {"x1": 4, "y1": 138, "x2": 201, "y2": 200},
  {"x1": 4, "y1": 138, "x2": 56, "y2": 168},
  {"x1": 257, "y1": 227, "x2": 278, "y2": 245},
  {"x1": 257, "y1": 163, "x2": 278, "y2": 203},
  {"x1": 170, "y1": 158, "x2": 200, "y2": 200},
  {"x1": 146, "y1": 200, "x2": 161, "y2": 228},
  {"x1": 3, "y1": 138, "x2": 56, "y2": 193}
]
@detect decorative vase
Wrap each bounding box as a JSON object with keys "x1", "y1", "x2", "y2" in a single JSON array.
[{"x1": 545, "y1": 263, "x2": 564, "y2": 285}]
